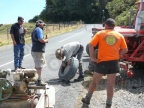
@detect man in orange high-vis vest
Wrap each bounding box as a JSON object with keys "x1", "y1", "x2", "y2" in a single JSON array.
[{"x1": 82, "y1": 18, "x2": 128, "y2": 108}]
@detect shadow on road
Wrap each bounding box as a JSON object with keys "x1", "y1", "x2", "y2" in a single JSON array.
[{"x1": 46, "y1": 78, "x2": 72, "y2": 86}]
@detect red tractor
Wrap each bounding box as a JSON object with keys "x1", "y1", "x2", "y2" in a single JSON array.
[{"x1": 91, "y1": 0, "x2": 144, "y2": 77}]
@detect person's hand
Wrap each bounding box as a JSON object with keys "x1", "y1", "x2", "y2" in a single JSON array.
[
  {"x1": 120, "y1": 55, "x2": 123, "y2": 59},
  {"x1": 13, "y1": 41, "x2": 17, "y2": 46},
  {"x1": 67, "y1": 59, "x2": 71, "y2": 66},
  {"x1": 24, "y1": 28, "x2": 27, "y2": 33},
  {"x1": 91, "y1": 57, "x2": 98, "y2": 63},
  {"x1": 62, "y1": 61, "x2": 67, "y2": 67},
  {"x1": 45, "y1": 39, "x2": 48, "y2": 43}
]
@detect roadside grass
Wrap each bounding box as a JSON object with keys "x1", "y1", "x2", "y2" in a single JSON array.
[{"x1": 0, "y1": 22, "x2": 85, "y2": 47}]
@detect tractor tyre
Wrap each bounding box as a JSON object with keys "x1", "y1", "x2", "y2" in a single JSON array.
[
  {"x1": 86, "y1": 44, "x2": 90, "y2": 55},
  {"x1": 58, "y1": 57, "x2": 79, "y2": 80},
  {"x1": 132, "y1": 62, "x2": 144, "y2": 69},
  {"x1": 86, "y1": 43, "x2": 98, "y2": 56}
]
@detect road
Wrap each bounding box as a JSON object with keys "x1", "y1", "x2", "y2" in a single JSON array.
[{"x1": 0, "y1": 24, "x2": 102, "y2": 108}]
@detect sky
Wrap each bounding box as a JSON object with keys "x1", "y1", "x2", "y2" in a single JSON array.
[{"x1": 0, "y1": 0, "x2": 45, "y2": 24}]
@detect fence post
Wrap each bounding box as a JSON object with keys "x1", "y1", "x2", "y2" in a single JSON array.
[
  {"x1": 64, "y1": 22, "x2": 65, "y2": 28},
  {"x1": 6, "y1": 26, "x2": 9, "y2": 44},
  {"x1": 53, "y1": 24, "x2": 54, "y2": 31},
  {"x1": 59, "y1": 23, "x2": 60, "y2": 30},
  {"x1": 46, "y1": 24, "x2": 48, "y2": 35}
]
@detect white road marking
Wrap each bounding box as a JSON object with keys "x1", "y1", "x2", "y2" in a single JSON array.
[
  {"x1": 0, "y1": 26, "x2": 92, "y2": 68},
  {"x1": 0, "y1": 54, "x2": 30, "y2": 68},
  {"x1": 0, "y1": 61, "x2": 14, "y2": 68},
  {"x1": 58, "y1": 30, "x2": 85, "y2": 42}
]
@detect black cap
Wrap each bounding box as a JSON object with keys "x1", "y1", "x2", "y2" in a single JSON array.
[
  {"x1": 17, "y1": 16, "x2": 24, "y2": 21},
  {"x1": 104, "y1": 18, "x2": 115, "y2": 27},
  {"x1": 36, "y1": 20, "x2": 46, "y2": 26}
]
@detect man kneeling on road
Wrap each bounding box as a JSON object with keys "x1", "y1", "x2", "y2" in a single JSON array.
[{"x1": 55, "y1": 41, "x2": 84, "y2": 83}]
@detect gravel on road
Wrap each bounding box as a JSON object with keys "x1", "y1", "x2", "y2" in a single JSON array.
[{"x1": 47, "y1": 56, "x2": 144, "y2": 108}]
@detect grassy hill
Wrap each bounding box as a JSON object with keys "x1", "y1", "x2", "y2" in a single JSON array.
[{"x1": 0, "y1": 21, "x2": 85, "y2": 46}]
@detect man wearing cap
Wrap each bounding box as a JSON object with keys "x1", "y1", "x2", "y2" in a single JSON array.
[
  {"x1": 10, "y1": 16, "x2": 27, "y2": 70},
  {"x1": 55, "y1": 41, "x2": 84, "y2": 82},
  {"x1": 82, "y1": 18, "x2": 128, "y2": 108},
  {"x1": 31, "y1": 20, "x2": 48, "y2": 86}
]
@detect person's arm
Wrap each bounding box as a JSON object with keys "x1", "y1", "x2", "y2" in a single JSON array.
[
  {"x1": 89, "y1": 33, "x2": 99, "y2": 63},
  {"x1": 39, "y1": 38, "x2": 48, "y2": 43},
  {"x1": 37, "y1": 28, "x2": 48, "y2": 43},
  {"x1": 10, "y1": 25, "x2": 17, "y2": 45},
  {"x1": 10, "y1": 34, "x2": 17, "y2": 45},
  {"x1": 119, "y1": 48, "x2": 128, "y2": 55},
  {"x1": 89, "y1": 44, "x2": 98, "y2": 63},
  {"x1": 119, "y1": 48, "x2": 128, "y2": 59},
  {"x1": 23, "y1": 28, "x2": 27, "y2": 35},
  {"x1": 119, "y1": 35, "x2": 128, "y2": 57},
  {"x1": 60, "y1": 48, "x2": 72, "y2": 66}
]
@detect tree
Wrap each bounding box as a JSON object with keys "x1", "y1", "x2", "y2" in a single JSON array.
[
  {"x1": 28, "y1": 0, "x2": 137, "y2": 24},
  {"x1": 43, "y1": 0, "x2": 111, "y2": 23},
  {"x1": 28, "y1": 15, "x2": 40, "y2": 23},
  {"x1": 106, "y1": 0, "x2": 136, "y2": 25}
]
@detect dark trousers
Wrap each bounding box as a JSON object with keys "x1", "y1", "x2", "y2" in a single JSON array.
[{"x1": 73, "y1": 45, "x2": 84, "y2": 76}]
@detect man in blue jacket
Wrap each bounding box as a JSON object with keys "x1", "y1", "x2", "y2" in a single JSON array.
[{"x1": 31, "y1": 20, "x2": 48, "y2": 86}]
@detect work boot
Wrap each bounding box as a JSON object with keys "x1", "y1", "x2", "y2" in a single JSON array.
[
  {"x1": 61, "y1": 79, "x2": 70, "y2": 84},
  {"x1": 65, "y1": 80, "x2": 70, "y2": 84},
  {"x1": 82, "y1": 103, "x2": 89, "y2": 108},
  {"x1": 74, "y1": 75, "x2": 84, "y2": 82},
  {"x1": 81, "y1": 92, "x2": 92, "y2": 105},
  {"x1": 12, "y1": 67, "x2": 18, "y2": 72},
  {"x1": 19, "y1": 66, "x2": 25, "y2": 69},
  {"x1": 36, "y1": 80, "x2": 46, "y2": 86},
  {"x1": 81, "y1": 97, "x2": 90, "y2": 105},
  {"x1": 106, "y1": 103, "x2": 112, "y2": 108}
]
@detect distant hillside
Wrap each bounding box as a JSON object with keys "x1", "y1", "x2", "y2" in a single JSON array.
[{"x1": 0, "y1": 21, "x2": 84, "y2": 46}]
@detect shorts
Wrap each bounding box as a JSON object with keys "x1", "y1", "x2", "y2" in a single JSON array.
[
  {"x1": 31, "y1": 51, "x2": 46, "y2": 68},
  {"x1": 94, "y1": 60, "x2": 120, "y2": 75}
]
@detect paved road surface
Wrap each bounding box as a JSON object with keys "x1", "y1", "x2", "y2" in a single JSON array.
[
  {"x1": 0, "y1": 24, "x2": 102, "y2": 108},
  {"x1": 0, "y1": 24, "x2": 144, "y2": 108}
]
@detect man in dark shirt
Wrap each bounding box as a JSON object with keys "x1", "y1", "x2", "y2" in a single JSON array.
[{"x1": 10, "y1": 16, "x2": 27, "y2": 70}]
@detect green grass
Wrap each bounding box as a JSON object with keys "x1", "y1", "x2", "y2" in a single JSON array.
[{"x1": 0, "y1": 22, "x2": 85, "y2": 46}]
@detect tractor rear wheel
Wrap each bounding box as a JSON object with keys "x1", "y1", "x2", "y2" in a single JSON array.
[{"x1": 86, "y1": 43, "x2": 98, "y2": 56}]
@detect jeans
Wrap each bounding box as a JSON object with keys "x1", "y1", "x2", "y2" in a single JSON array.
[{"x1": 13, "y1": 44, "x2": 25, "y2": 69}]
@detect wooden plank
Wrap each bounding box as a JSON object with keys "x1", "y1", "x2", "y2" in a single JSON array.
[{"x1": 27, "y1": 85, "x2": 46, "y2": 89}]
